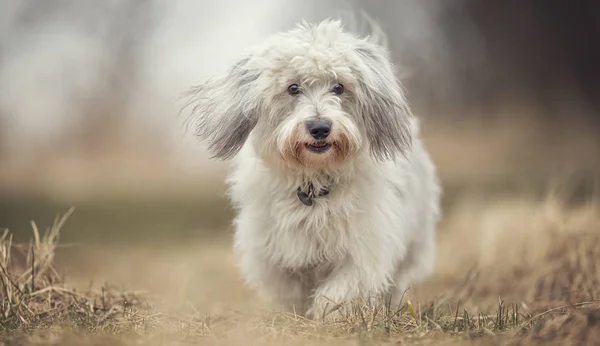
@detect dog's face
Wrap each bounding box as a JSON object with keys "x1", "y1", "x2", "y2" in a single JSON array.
[{"x1": 187, "y1": 20, "x2": 413, "y2": 171}]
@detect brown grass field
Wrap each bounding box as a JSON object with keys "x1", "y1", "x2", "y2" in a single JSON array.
[{"x1": 1, "y1": 117, "x2": 599, "y2": 345}]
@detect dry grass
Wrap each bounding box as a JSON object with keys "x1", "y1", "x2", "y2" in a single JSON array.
[
  {"x1": 1, "y1": 188, "x2": 599, "y2": 345},
  {"x1": 0, "y1": 209, "x2": 162, "y2": 340}
]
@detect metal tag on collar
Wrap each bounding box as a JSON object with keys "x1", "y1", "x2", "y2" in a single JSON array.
[
  {"x1": 296, "y1": 188, "x2": 313, "y2": 206},
  {"x1": 297, "y1": 183, "x2": 316, "y2": 206}
]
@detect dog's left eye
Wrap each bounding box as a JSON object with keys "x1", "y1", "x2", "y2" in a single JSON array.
[
  {"x1": 332, "y1": 83, "x2": 344, "y2": 95},
  {"x1": 288, "y1": 84, "x2": 301, "y2": 95}
]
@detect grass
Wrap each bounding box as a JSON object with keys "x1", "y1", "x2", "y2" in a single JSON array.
[
  {"x1": 0, "y1": 209, "x2": 154, "y2": 337},
  {"x1": 1, "y1": 189, "x2": 599, "y2": 345}
]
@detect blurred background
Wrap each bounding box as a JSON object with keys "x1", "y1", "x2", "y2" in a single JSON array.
[{"x1": 1, "y1": 0, "x2": 599, "y2": 245}]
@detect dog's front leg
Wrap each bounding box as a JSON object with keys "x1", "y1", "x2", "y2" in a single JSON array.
[
  {"x1": 237, "y1": 250, "x2": 311, "y2": 316},
  {"x1": 307, "y1": 258, "x2": 392, "y2": 321},
  {"x1": 264, "y1": 266, "x2": 311, "y2": 316}
]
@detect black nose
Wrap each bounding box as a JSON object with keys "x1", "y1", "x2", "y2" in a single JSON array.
[{"x1": 306, "y1": 119, "x2": 331, "y2": 140}]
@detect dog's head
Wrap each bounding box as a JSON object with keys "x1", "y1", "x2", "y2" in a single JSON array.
[{"x1": 186, "y1": 19, "x2": 413, "y2": 171}]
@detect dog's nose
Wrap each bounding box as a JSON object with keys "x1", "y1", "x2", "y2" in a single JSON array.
[{"x1": 306, "y1": 119, "x2": 331, "y2": 140}]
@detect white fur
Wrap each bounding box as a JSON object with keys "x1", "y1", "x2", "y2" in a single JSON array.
[{"x1": 186, "y1": 19, "x2": 441, "y2": 320}]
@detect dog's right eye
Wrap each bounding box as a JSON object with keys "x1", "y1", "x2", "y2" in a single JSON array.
[{"x1": 288, "y1": 84, "x2": 301, "y2": 95}]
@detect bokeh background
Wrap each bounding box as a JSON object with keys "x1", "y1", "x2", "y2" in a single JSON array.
[{"x1": 1, "y1": 0, "x2": 599, "y2": 302}]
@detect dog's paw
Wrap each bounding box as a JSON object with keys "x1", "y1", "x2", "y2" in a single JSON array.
[{"x1": 306, "y1": 298, "x2": 347, "y2": 322}]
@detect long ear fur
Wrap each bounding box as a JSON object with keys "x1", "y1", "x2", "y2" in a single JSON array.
[
  {"x1": 185, "y1": 55, "x2": 262, "y2": 160},
  {"x1": 353, "y1": 29, "x2": 413, "y2": 161}
]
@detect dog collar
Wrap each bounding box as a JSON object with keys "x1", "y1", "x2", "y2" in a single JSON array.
[{"x1": 296, "y1": 182, "x2": 329, "y2": 206}]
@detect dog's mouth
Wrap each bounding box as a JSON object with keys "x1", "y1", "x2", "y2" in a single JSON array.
[{"x1": 305, "y1": 141, "x2": 331, "y2": 154}]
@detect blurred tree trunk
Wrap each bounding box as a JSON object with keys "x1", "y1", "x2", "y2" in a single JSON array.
[
  {"x1": 2, "y1": 0, "x2": 159, "y2": 163},
  {"x1": 70, "y1": 0, "x2": 156, "y2": 158},
  {"x1": 460, "y1": 0, "x2": 600, "y2": 123},
  {"x1": 0, "y1": 116, "x2": 5, "y2": 168}
]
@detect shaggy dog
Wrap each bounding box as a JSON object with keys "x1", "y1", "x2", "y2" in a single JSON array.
[{"x1": 186, "y1": 18, "x2": 441, "y2": 320}]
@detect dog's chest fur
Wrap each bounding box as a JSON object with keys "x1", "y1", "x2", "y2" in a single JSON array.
[
  {"x1": 264, "y1": 187, "x2": 356, "y2": 268},
  {"x1": 228, "y1": 154, "x2": 372, "y2": 270}
]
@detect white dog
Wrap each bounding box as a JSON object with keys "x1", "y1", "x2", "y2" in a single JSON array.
[{"x1": 186, "y1": 18, "x2": 441, "y2": 320}]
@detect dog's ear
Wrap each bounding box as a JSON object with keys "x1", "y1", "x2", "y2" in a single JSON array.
[
  {"x1": 185, "y1": 55, "x2": 262, "y2": 160},
  {"x1": 353, "y1": 42, "x2": 413, "y2": 161}
]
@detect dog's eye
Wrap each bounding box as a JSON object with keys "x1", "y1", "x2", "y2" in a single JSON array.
[
  {"x1": 288, "y1": 84, "x2": 301, "y2": 95},
  {"x1": 332, "y1": 83, "x2": 344, "y2": 95}
]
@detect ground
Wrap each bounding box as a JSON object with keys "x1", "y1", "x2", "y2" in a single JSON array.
[{"x1": 1, "y1": 186, "x2": 599, "y2": 345}]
